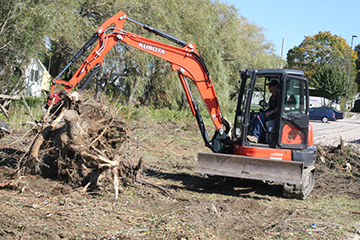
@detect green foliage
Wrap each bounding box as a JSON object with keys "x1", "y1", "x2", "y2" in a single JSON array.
[
  {"x1": 0, "y1": 0, "x2": 51, "y2": 93},
  {"x1": 116, "y1": 105, "x2": 147, "y2": 121},
  {"x1": 93, "y1": 0, "x2": 284, "y2": 114},
  {"x1": 355, "y1": 44, "x2": 360, "y2": 90},
  {"x1": 1, "y1": 98, "x2": 44, "y2": 130},
  {"x1": 116, "y1": 105, "x2": 193, "y2": 123},
  {"x1": 287, "y1": 31, "x2": 354, "y2": 82},
  {"x1": 312, "y1": 64, "x2": 347, "y2": 101},
  {"x1": 287, "y1": 31, "x2": 358, "y2": 101},
  {"x1": 23, "y1": 96, "x2": 46, "y2": 108},
  {"x1": 147, "y1": 107, "x2": 193, "y2": 122},
  {"x1": 1, "y1": 0, "x2": 285, "y2": 120}
]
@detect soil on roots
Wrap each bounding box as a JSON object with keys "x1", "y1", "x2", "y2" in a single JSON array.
[{"x1": 21, "y1": 100, "x2": 140, "y2": 194}]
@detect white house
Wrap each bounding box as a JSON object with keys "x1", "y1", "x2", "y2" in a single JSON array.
[
  {"x1": 24, "y1": 59, "x2": 51, "y2": 97},
  {"x1": 309, "y1": 96, "x2": 340, "y2": 110}
]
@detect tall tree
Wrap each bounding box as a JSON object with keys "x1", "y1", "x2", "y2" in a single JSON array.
[
  {"x1": 355, "y1": 44, "x2": 360, "y2": 92},
  {"x1": 287, "y1": 31, "x2": 358, "y2": 101},
  {"x1": 287, "y1": 31, "x2": 351, "y2": 81},
  {"x1": 90, "y1": 0, "x2": 285, "y2": 110},
  {"x1": 0, "y1": 0, "x2": 50, "y2": 94},
  {"x1": 1, "y1": 0, "x2": 286, "y2": 115},
  {"x1": 312, "y1": 64, "x2": 347, "y2": 101}
]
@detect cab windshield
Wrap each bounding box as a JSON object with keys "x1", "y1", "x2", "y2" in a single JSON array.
[{"x1": 283, "y1": 78, "x2": 307, "y2": 115}]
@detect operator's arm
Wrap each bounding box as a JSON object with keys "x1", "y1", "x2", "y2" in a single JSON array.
[
  {"x1": 265, "y1": 108, "x2": 276, "y2": 118},
  {"x1": 265, "y1": 94, "x2": 278, "y2": 118}
]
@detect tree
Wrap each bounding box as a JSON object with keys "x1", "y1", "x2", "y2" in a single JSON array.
[
  {"x1": 0, "y1": 0, "x2": 50, "y2": 94},
  {"x1": 311, "y1": 64, "x2": 347, "y2": 101},
  {"x1": 1, "y1": 0, "x2": 285, "y2": 115},
  {"x1": 287, "y1": 31, "x2": 352, "y2": 81},
  {"x1": 57, "y1": 0, "x2": 285, "y2": 111},
  {"x1": 355, "y1": 44, "x2": 360, "y2": 91},
  {"x1": 108, "y1": 0, "x2": 284, "y2": 110},
  {"x1": 287, "y1": 31, "x2": 358, "y2": 103}
]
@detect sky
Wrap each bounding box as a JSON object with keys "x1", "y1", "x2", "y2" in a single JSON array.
[{"x1": 220, "y1": 0, "x2": 360, "y2": 59}]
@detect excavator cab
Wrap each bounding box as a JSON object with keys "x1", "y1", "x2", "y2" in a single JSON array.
[
  {"x1": 235, "y1": 69, "x2": 311, "y2": 149},
  {"x1": 196, "y1": 69, "x2": 316, "y2": 199}
]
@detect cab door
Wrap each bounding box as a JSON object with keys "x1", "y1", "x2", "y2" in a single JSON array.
[{"x1": 279, "y1": 76, "x2": 309, "y2": 149}]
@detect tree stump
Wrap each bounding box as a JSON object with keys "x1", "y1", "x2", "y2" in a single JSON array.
[{"x1": 25, "y1": 97, "x2": 139, "y2": 197}]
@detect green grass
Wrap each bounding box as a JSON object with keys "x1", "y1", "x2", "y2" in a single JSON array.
[
  {"x1": 0, "y1": 96, "x2": 45, "y2": 130},
  {"x1": 116, "y1": 105, "x2": 194, "y2": 123},
  {"x1": 345, "y1": 112, "x2": 354, "y2": 118}
]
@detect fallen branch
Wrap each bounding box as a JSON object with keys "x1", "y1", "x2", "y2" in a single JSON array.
[
  {"x1": 0, "y1": 181, "x2": 18, "y2": 190},
  {"x1": 88, "y1": 117, "x2": 114, "y2": 148}
]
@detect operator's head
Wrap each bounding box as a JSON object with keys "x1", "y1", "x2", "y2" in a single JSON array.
[
  {"x1": 267, "y1": 78, "x2": 279, "y2": 94},
  {"x1": 266, "y1": 78, "x2": 279, "y2": 88}
]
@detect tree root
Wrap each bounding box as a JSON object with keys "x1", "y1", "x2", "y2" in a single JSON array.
[{"x1": 21, "y1": 97, "x2": 135, "y2": 198}]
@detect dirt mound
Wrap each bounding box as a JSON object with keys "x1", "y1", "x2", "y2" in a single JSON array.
[{"x1": 314, "y1": 143, "x2": 360, "y2": 199}]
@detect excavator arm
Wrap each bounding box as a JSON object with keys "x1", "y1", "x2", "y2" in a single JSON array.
[{"x1": 47, "y1": 11, "x2": 229, "y2": 152}]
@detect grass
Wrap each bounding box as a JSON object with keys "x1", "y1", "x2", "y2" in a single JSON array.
[
  {"x1": 346, "y1": 112, "x2": 355, "y2": 118},
  {"x1": 0, "y1": 96, "x2": 45, "y2": 130},
  {"x1": 1, "y1": 96, "x2": 360, "y2": 239}
]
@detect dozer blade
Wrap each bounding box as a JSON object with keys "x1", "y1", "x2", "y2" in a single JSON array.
[{"x1": 196, "y1": 152, "x2": 304, "y2": 184}]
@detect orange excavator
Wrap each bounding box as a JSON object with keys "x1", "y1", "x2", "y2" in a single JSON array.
[{"x1": 47, "y1": 11, "x2": 316, "y2": 199}]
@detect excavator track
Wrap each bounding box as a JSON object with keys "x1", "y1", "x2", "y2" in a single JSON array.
[{"x1": 283, "y1": 166, "x2": 315, "y2": 200}]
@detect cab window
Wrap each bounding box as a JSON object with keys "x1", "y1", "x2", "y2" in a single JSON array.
[{"x1": 283, "y1": 78, "x2": 307, "y2": 115}]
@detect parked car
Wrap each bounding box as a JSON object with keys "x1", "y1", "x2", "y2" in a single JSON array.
[
  {"x1": 327, "y1": 108, "x2": 344, "y2": 119},
  {"x1": 309, "y1": 107, "x2": 336, "y2": 123}
]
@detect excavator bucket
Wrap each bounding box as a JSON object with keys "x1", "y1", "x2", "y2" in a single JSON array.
[{"x1": 196, "y1": 152, "x2": 304, "y2": 184}]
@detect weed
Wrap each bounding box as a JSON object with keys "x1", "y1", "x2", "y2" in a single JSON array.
[{"x1": 1, "y1": 96, "x2": 44, "y2": 130}]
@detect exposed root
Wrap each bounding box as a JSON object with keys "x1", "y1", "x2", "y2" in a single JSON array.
[
  {"x1": 316, "y1": 138, "x2": 360, "y2": 171},
  {"x1": 0, "y1": 181, "x2": 18, "y2": 190},
  {"x1": 22, "y1": 97, "x2": 139, "y2": 198}
]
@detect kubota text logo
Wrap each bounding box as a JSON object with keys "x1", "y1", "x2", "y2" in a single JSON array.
[
  {"x1": 271, "y1": 152, "x2": 284, "y2": 157},
  {"x1": 139, "y1": 43, "x2": 165, "y2": 54}
]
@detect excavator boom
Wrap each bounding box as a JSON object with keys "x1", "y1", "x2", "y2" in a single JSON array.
[{"x1": 47, "y1": 11, "x2": 229, "y2": 152}]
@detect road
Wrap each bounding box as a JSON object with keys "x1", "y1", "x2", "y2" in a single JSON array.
[{"x1": 312, "y1": 113, "x2": 360, "y2": 146}]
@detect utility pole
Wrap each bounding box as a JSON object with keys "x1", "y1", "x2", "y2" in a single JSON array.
[
  {"x1": 344, "y1": 35, "x2": 357, "y2": 111},
  {"x1": 280, "y1": 38, "x2": 286, "y2": 69},
  {"x1": 281, "y1": 38, "x2": 285, "y2": 60}
]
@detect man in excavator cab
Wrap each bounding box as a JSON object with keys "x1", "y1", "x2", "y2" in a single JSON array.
[{"x1": 247, "y1": 78, "x2": 279, "y2": 144}]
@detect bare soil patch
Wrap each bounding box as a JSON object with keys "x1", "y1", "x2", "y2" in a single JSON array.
[{"x1": 0, "y1": 101, "x2": 360, "y2": 239}]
